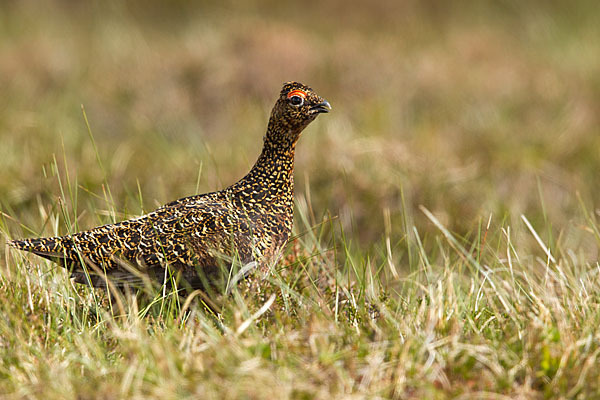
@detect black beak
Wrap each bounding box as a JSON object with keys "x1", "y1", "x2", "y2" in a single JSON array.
[{"x1": 310, "y1": 100, "x2": 332, "y2": 114}]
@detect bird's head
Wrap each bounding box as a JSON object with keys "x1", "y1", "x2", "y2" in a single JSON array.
[{"x1": 266, "y1": 82, "x2": 331, "y2": 147}]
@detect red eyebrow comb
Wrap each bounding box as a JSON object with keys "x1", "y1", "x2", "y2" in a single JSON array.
[{"x1": 287, "y1": 90, "x2": 307, "y2": 98}]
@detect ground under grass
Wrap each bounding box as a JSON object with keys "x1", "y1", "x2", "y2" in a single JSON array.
[{"x1": 2, "y1": 198, "x2": 600, "y2": 398}]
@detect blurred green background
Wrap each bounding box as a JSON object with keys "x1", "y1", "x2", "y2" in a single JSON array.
[{"x1": 1, "y1": 0, "x2": 599, "y2": 250}]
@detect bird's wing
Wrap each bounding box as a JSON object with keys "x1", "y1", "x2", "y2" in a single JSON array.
[
  {"x1": 134, "y1": 195, "x2": 231, "y2": 268},
  {"x1": 9, "y1": 193, "x2": 235, "y2": 289}
]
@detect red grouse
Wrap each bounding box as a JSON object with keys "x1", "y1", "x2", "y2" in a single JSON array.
[{"x1": 9, "y1": 82, "x2": 331, "y2": 289}]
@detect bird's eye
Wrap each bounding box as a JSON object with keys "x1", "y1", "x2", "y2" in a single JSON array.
[
  {"x1": 289, "y1": 95, "x2": 304, "y2": 106},
  {"x1": 287, "y1": 89, "x2": 307, "y2": 107}
]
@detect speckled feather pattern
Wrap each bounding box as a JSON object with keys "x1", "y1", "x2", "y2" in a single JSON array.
[{"x1": 9, "y1": 82, "x2": 330, "y2": 289}]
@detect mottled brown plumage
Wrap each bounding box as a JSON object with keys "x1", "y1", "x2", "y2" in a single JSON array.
[{"x1": 9, "y1": 81, "x2": 331, "y2": 289}]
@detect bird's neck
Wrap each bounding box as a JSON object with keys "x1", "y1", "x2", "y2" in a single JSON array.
[{"x1": 238, "y1": 120, "x2": 301, "y2": 191}]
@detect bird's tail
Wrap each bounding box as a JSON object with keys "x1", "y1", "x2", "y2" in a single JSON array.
[{"x1": 8, "y1": 236, "x2": 71, "y2": 260}]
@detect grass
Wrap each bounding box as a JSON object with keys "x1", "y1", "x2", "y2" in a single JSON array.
[{"x1": 1, "y1": 0, "x2": 600, "y2": 398}]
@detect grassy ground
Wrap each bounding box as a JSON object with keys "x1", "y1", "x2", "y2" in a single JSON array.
[{"x1": 1, "y1": 1, "x2": 600, "y2": 398}]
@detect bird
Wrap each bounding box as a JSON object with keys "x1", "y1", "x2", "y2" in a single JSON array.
[{"x1": 8, "y1": 81, "x2": 331, "y2": 291}]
